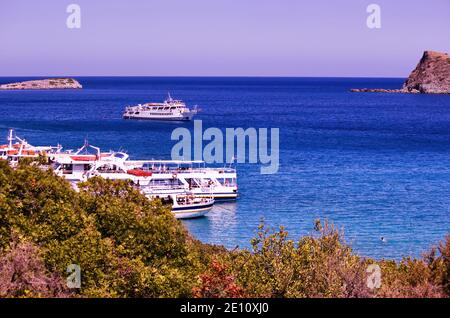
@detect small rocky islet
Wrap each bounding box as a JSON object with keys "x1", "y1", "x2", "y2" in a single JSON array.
[
  {"x1": 351, "y1": 51, "x2": 450, "y2": 94},
  {"x1": 0, "y1": 78, "x2": 82, "y2": 90}
]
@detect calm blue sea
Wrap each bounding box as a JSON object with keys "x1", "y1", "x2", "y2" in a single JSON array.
[{"x1": 1, "y1": 77, "x2": 449, "y2": 260}]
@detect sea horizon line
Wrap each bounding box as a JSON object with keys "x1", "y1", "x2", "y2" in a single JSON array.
[{"x1": 0, "y1": 75, "x2": 406, "y2": 80}]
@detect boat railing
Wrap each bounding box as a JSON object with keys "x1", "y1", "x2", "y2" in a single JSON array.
[
  {"x1": 129, "y1": 166, "x2": 236, "y2": 174},
  {"x1": 96, "y1": 168, "x2": 126, "y2": 174},
  {"x1": 175, "y1": 195, "x2": 213, "y2": 206},
  {"x1": 141, "y1": 184, "x2": 186, "y2": 191}
]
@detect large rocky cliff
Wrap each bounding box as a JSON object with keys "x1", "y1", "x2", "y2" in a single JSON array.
[
  {"x1": 0, "y1": 78, "x2": 82, "y2": 90},
  {"x1": 351, "y1": 51, "x2": 450, "y2": 94}
]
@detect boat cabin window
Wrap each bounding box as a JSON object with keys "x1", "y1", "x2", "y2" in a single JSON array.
[
  {"x1": 142, "y1": 163, "x2": 153, "y2": 171},
  {"x1": 61, "y1": 163, "x2": 74, "y2": 174},
  {"x1": 147, "y1": 179, "x2": 184, "y2": 190},
  {"x1": 97, "y1": 164, "x2": 125, "y2": 173},
  {"x1": 216, "y1": 178, "x2": 236, "y2": 186},
  {"x1": 185, "y1": 178, "x2": 201, "y2": 188},
  {"x1": 150, "y1": 179, "x2": 184, "y2": 187}
]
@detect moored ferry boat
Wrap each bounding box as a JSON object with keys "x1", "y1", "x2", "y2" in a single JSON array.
[
  {"x1": 123, "y1": 93, "x2": 198, "y2": 121},
  {"x1": 52, "y1": 142, "x2": 130, "y2": 182},
  {"x1": 142, "y1": 187, "x2": 214, "y2": 219},
  {"x1": 0, "y1": 129, "x2": 62, "y2": 165},
  {"x1": 124, "y1": 160, "x2": 238, "y2": 200},
  {"x1": 52, "y1": 142, "x2": 238, "y2": 200},
  {"x1": 52, "y1": 143, "x2": 216, "y2": 219}
]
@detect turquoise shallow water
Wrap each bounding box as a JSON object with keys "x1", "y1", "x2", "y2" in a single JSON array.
[{"x1": 1, "y1": 76, "x2": 449, "y2": 260}]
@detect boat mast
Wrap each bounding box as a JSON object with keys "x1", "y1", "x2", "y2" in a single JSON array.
[
  {"x1": 7, "y1": 129, "x2": 14, "y2": 149},
  {"x1": 75, "y1": 139, "x2": 100, "y2": 157}
]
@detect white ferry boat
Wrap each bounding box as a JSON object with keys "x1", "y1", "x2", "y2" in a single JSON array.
[
  {"x1": 123, "y1": 94, "x2": 198, "y2": 121},
  {"x1": 0, "y1": 129, "x2": 62, "y2": 165},
  {"x1": 52, "y1": 142, "x2": 128, "y2": 182},
  {"x1": 142, "y1": 187, "x2": 214, "y2": 219},
  {"x1": 124, "y1": 160, "x2": 238, "y2": 200},
  {"x1": 52, "y1": 143, "x2": 238, "y2": 200},
  {"x1": 51, "y1": 143, "x2": 216, "y2": 219}
]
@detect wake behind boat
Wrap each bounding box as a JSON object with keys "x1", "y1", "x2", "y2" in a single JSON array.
[{"x1": 123, "y1": 93, "x2": 198, "y2": 121}]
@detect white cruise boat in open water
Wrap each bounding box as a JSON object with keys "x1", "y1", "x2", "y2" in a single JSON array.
[{"x1": 123, "y1": 93, "x2": 198, "y2": 121}]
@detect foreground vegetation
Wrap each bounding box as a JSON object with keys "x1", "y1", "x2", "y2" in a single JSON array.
[{"x1": 0, "y1": 161, "x2": 449, "y2": 298}]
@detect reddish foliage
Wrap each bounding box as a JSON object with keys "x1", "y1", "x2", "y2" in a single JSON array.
[
  {"x1": 0, "y1": 238, "x2": 69, "y2": 298},
  {"x1": 439, "y1": 235, "x2": 450, "y2": 295},
  {"x1": 193, "y1": 259, "x2": 246, "y2": 298}
]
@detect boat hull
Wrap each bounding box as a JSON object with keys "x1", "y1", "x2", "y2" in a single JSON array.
[
  {"x1": 172, "y1": 201, "x2": 214, "y2": 219},
  {"x1": 123, "y1": 111, "x2": 195, "y2": 121},
  {"x1": 123, "y1": 115, "x2": 192, "y2": 121}
]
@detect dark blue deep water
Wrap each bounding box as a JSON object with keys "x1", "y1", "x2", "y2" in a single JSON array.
[{"x1": 1, "y1": 77, "x2": 449, "y2": 260}]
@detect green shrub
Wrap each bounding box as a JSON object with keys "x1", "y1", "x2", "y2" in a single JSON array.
[
  {"x1": 0, "y1": 161, "x2": 201, "y2": 297},
  {"x1": 0, "y1": 161, "x2": 448, "y2": 298}
]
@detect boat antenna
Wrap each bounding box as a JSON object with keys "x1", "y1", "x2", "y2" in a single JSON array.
[
  {"x1": 7, "y1": 129, "x2": 14, "y2": 149},
  {"x1": 117, "y1": 146, "x2": 128, "y2": 154},
  {"x1": 228, "y1": 156, "x2": 236, "y2": 168},
  {"x1": 76, "y1": 137, "x2": 89, "y2": 155}
]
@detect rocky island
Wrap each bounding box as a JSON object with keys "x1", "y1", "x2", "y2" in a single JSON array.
[
  {"x1": 0, "y1": 78, "x2": 82, "y2": 90},
  {"x1": 351, "y1": 51, "x2": 450, "y2": 94}
]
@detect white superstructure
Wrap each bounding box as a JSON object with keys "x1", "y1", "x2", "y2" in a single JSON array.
[
  {"x1": 142, "y1": 187, "x2": 214, "y2": 219},
  {"x1": 51, "y1": 142, "x2": 238, "y2": 218},
  {"x1": 1, "y1": 131, "x2": 237, "y2": 220},
  {"x1": 123, "y1": 93, "x2": 198, "y2": 121},
  {"x1": 124, "y1": 160, "x2": 238, "y2": 200},
  {"x1": 0, "y1": 129, "x2": 62, "y2": 165}
]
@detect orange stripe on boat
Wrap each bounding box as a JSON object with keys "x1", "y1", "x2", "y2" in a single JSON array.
[
  {"x1": 70, "y1": 155, "x2": 97, "y2": 161},
  {"x1": 127, "y1": 169, "x2": 152, "y2": 177}
]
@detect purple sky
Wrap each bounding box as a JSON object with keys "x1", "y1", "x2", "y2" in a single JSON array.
[{"x1": 0, "y1": 0, "x2": 449, "y2": 77}]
